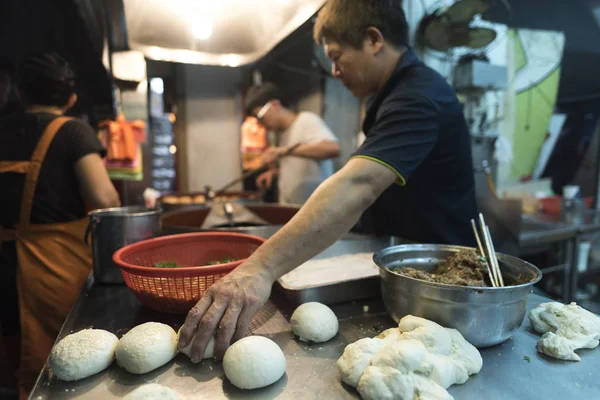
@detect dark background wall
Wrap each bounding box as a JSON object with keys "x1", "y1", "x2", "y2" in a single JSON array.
[{"x1": 0, "y1": 0, "x2": 114, "y2": 123}]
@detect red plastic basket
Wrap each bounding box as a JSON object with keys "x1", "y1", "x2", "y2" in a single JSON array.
[{"x1": 112, "y1": 232, "x2": 266, "y2": 314}]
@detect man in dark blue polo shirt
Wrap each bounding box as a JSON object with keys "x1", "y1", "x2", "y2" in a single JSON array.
[
  {"x1": 179, "y1": 0, "x2": 478, "y2": 360},
  {"x1": 352, "y1": 43, "x2": 477, "y2": 246}
]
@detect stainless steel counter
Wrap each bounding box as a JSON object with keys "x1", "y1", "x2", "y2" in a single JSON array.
[
  {"x1": 477, "y1": 196, "x2": 578, "y2": 250},
  {"x1": 30, "y1": 280, "x2": 599, "y2": 400},
  {"x1": 519, "y1": 214, "x2": 578, "y2": 248}
]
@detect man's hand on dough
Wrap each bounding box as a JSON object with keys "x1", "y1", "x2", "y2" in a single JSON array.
[{"x1": 178, "y1": 263, "x2": 274, "y2": 362}]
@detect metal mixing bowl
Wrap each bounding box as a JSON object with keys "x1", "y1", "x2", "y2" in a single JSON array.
[{"x1": 373, "y1": 244, "x2": 542, "y2": 348}]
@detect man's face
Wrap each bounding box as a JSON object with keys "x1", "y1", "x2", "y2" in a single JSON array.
[
  {"x1": 324, "y1": 38, "x2": 378, "y2": 98},
  {"x1": 252, "y1": 100, "x2": 278, "y2": 131},
  {"x1": 0, "y1": 72, "x2": 10, "y2": 108}
]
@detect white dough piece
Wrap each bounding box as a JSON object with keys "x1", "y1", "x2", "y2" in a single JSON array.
[
  {"x1": 223, "y1": 336, "x2": 286, "y2": 389},
  {"x1": 279, "y1": 253, "x2": 377, "y2": 288},
  {"x1": 124, "y1": 383, "x2": 180, "y2": 400},
  {"x1": 177, "y1": 327, "x2": 215, "y2": 360},
  {"x1": 291, "y1": 302, "x2": 339, "y2": 343},
  {"x1": 375, "y1": 328, "x2": 401, "y2": 344},
  {"x1": 337, "y1": 315, "x2": 482, "y2": 399},
  {"x1": 529, "y1": 302, "x2": 600, "y2": 361},
  {"x1": 398, "y1": 316, "x2": 452, "y2": 355},
  {"x1": 337, "y1": 338, "x2": 386, "y2": 387},
  {"x1": 358, "y1": 366, "x2": 452, "y2": 400},
  {"x1": 49, "y1": 329, "x2": 118, "y2": 381},
  {"x1": 116, "y1": 322, "x2": 178, "y2": 374}
]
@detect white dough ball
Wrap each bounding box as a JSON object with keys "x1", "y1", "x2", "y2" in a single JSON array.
[
  {"x1": 49, "y1": 329, "x2": 119, "y2": 381},
  {"x1": 116, "y1": 322, "x2": 178, "y2": 374},
  {"x1": 223, "y1": 336, "x2": 286, "y2": 389},
  {"x1": 177, "y1": 327, "x2": 215, "y2": 360},
  {"x1": 291, "y1": 302, "x2": 339, "y2": 343},
  {"x1": 124, "y1": 383, "x2": 180, "y2": 400}
]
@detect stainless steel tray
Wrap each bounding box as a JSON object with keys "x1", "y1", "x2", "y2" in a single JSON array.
[{"x1": 275, "y1": 235, "x2": 408, "y2": 306}]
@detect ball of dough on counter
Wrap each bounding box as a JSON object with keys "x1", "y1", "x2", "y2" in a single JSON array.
[
  {"x1": 177, "y1": 327, "x2": 215, "y2": 360},
  {"x1": 116, "y1": 322, "x2": 178, "y2": 374},
  {"x1": 124, "y1": 383, "x2": 180, "y2": 400},
  {"x1": 290, "y1": 302, "x2": 339, "y2": 343},
  {"x1": 49, "y1": 329, "x2": 119, "y2": 381},
  {"x1": 223, "y1": 336, "x2": 286, "y2": 389}
]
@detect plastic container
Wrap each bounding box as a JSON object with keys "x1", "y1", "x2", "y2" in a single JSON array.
[
  {"x1": 112, "y1": 232, "x2": 266, "y2": 314},
  {"x1": 577, "y1": 241, "x2": 592, "y2": 273},
  {"x1": 563, "y1": 185, "x2": 580, "y2": 199}
]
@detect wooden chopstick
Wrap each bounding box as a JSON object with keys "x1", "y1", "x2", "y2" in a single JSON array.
[{"x1": 471, "y1": 219, "x2": 497, "y2": 288}]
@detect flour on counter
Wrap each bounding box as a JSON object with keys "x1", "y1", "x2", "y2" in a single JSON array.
[
  {"x1": 278, "y1": 252, "x2": 377, "y2": 288},
  {"x1": 529, "y1": 302, "x2": 600, "y2": 361},
  {"x1": 124, "y1": 383, "x2": 180, "y2": 400}
]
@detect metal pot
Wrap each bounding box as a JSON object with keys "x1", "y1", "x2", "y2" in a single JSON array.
[
  {"x1": 373, "y1": 244, "x2": 542, "y2": 348},
  {"x1": 160, "y1": 203, "x2": 300, "y2": 239},
  {"x1": 85, "y1": 206, "x2": 162, "y2": 284},
  {"x1": 158, "y1": 191, "x2": 261, "y2": 213}
]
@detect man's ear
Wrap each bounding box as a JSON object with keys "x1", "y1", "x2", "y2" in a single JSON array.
[
  {"x1": 365, "y1": 27, "x2": 385, "y2": 54},
  {"x1": 65, "y1": 93, "x2": 77, "y2": 111}
]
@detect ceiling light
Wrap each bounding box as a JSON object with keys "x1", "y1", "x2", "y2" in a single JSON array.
[
  {"x1": 192, "y1": 21, "x2": 212, "y2": 40},
  {"x1": 222, "y1": 54, "x2": 240, "y2": 67},
  {"x1": 150, "y1": 78, "x2": 164, "y2": 94}
]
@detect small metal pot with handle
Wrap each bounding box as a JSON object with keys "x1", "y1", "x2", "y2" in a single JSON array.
[{"x1": 85, "y1": 206, "x2": 162, "y2": 284}]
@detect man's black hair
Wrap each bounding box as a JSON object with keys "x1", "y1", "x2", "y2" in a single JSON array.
[
  {"x1": 19, "y1": 52, "x2": 77, "y2": 107},
  {"x1": 244, "y1": 82, "x2": 281, "y2": 116}
]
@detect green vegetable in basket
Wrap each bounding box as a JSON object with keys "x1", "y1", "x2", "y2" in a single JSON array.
[
  {"x1": 207, "y1": 256, "x2": 241, "y2": 265},
  {"x1": 152, "y1": 260, "x2": 182, "y2": 269}
]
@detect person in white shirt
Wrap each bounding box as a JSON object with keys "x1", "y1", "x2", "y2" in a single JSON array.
[{"x1": 245, "y1": 83, "x2": 340, "y2": 204}]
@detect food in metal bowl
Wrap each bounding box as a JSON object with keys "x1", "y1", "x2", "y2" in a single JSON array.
[
  {"x1": 392, "y1": 249, "x2": 529, "y2": 287},
  {"x1": 394, "y1": 250, "x2": 488, "y2": 286},
  {"x1": 374, "y1": 244, "x2": 543, "y2": 347}
]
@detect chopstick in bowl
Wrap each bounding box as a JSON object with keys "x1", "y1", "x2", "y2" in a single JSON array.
[
  {"x1": 471, "y1": 219, "x2": 497, "y2": 288},
  {"x1": 484, "y1": 224, "x2": 504, "y2": 287},
  {"x1": 477, "y1": 213, "x2": 504, "y2": 287}
]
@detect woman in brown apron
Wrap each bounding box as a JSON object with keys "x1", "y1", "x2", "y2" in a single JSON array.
[{"x1": 0, "y1": 53, "x2": 119, "y2": 399}]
